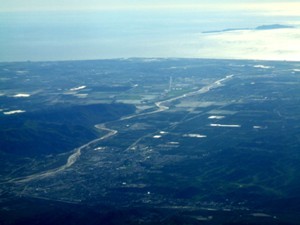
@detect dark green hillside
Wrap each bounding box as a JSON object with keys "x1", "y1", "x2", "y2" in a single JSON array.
[{"x1": 0, "y1": 103, "x2": 135, "y2": 156}]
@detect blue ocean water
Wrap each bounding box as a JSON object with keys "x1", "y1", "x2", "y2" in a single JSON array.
[{"x1": 0, "y1": 10, "x2": 297, "y2": 62}]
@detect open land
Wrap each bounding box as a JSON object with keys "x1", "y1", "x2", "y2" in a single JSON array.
[{"x1": 0, "y1": 58, "x2": 300, "y2": 225}]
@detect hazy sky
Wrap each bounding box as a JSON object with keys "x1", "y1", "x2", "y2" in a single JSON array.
[
  {"x1": 2, "y1": 0, "x2": 300, "y2": 13},
  {"x1": 1, "y1": 0, "x2": 300, "y2": 62}
]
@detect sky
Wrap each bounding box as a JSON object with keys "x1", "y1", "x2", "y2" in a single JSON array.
[{"x1": 1, "y1": 0, "x2": 300, "y2": 62}]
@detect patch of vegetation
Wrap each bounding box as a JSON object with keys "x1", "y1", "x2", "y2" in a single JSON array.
[{"x1": 0, "y1": 103, "x2": 135, "y2": 156}]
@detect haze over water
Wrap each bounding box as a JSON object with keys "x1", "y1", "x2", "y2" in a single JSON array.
[{"x1": 1, "y1": 0, "x2": 300, "y2": 62}]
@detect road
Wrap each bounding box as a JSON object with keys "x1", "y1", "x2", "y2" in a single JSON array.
[{"x1": 5, "y1": 74, "x2": 233, "y2": 184}]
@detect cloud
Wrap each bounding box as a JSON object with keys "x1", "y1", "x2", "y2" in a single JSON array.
[{"x1": 198, "y1": 28, "x2": 300, "y2": 61}]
